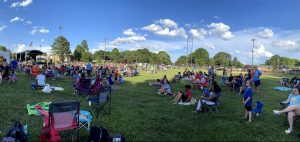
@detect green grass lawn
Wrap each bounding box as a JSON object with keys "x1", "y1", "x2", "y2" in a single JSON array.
[{"x1": 0, "y1": 68, "x2": 300, "y2": 141}]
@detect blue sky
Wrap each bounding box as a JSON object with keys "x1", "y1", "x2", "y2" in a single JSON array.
[{"x1": 1, "y1": 0, "x2": 300, "y2": 64}]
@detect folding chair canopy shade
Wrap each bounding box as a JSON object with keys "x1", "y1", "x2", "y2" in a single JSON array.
[{"x1": 49, "y1": 100, "x2": 80, "y2": 113}]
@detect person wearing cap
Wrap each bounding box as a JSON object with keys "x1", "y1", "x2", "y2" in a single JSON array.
[{"x1": 273, "y1": 87, "x2": 300, "y2": 134}]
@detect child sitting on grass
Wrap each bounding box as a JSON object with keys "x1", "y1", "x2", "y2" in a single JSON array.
[
  {"x1": 243, "y1": 80, "x2": 253, "y2": 123},
  {"x1": 8, "y1": 70, "x2": 17, "y2": 83}
]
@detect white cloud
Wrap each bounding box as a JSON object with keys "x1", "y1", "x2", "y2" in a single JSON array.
[
  {"x1": 254, "y1": 43, "x2": 273, "y2": 58},
  {"x1": 208, "y1": 22, "x2": 234, "y2": 40},
  {"x1": 39, "y1": 28, "x2": 49, "y2": 33},
  {"x1": 10, "y1": 17, "x2": 24, "y2": 23},
  {"x1": 204, "y1": 43, "x2": 215, "y2": 49},
  {"x1": 111, "y1": 35, "x2": 146, "y2": 45},
  {"x1": 257, "y1": 28, "x2": 274, "y2": 38},
  {"x1": 244, "y1": 43, "x2": 273, "y2": 58},
  {"x1": 214, "y1": 16, "x2": 220, "y2": 19},
  {"x1": 142, "y1": 24, "x2": 162, "y2": 32},
  {"x1": 0, "y1": 25, "x2": 7, "y2": 31},
  {"x1": 142, "y1": 19, "x2": 187, "y2": 38},
  {"x1": 26, "y1": 21, "x2": 32, "y2": 24},
  {"x1": 16, "y1": 44, "x2": 26, "y2": 52},
  {"x1": 156, "y1": 19, "x2": 178, "y2": 28},
  {"x1": 123, "y1": 28, "x2": 136, "y2": 36},
  {"x1": 30, "y1": 29, "x2": 37, "y2": 35},
  {"x1": 189, "y1": 28, "x2": 207, "y2": 39},
  {"x1": 30, "y1": 27, "x2": 50, "y2": 35},
  {"x1": 2, "y1": 0, "x2": 8, "y2": 3},
  {"x1": 10, "y1": 0, "x2": 33, "y2": 8},
  {"x1": 273, "y1": 40, "x2": 298, "y2": 51}
]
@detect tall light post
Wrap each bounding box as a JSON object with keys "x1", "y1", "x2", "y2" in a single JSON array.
[{"x1": 251, "y1": 38, "x2": 256, "y2": 69}]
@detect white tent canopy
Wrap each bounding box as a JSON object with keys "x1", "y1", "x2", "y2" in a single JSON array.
[{"x1": 0, "y1": 51, "x2": 10, "y2": 63}]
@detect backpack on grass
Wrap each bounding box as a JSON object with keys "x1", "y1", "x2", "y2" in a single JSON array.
[
  {"x1": 2, "y1": 121, "x2": 28, "y2": 142},
  {"x1": 87, "y1": 126, "x2": 110, "y2": 142}
]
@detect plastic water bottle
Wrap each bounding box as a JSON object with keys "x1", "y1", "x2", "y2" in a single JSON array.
[{"x1": 23, "y1": 124, "x2": 28, "y2": 135}]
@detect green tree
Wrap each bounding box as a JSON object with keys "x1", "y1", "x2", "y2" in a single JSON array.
[
  {"x1": 110, "y1": 48, "x2": 120, "y2": 63},
  {"x1": 73, "y1": 45, "x2": 83, "y2": 61},
  {"x1": 213, "y1": 52, "x2": 232, "y2": 66},
  {"x1": 157, "y1": 51, "x2": 172, "y2": 65},
  {"x1": 93, "y1": 50, "x2": 105, "y2": 63},
  {"x1": 175, "y1": 56, "x2": 188, "y2": 66},
  {"x1": 190, "y1": 48, "x2": 209, "y2": 66},
  {"x1": 81, "y1": 40, "x2": 89, "y2": 52},
  {"x1": 81, "y1": 51, "x2": 93, "y2": 62},
  {"x1": 269, "y1": 55, "x2": 281, "y2": 69},
  {"x1": 51, "y1": 36, "x2": 71, "y2": 62},
  {"x1": 0, "y1": 45, "x2": 7, "y2": 51},
  {"x1": 135, "y1": 48, "x2": 152, "y2": 63},
  {"x1": 232, "y1": 57, "x2": 243, "y2": 68}
]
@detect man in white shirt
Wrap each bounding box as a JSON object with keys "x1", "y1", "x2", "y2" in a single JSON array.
[{"x1": 36, "y1": 72, "x2": 46, "y2": 87}]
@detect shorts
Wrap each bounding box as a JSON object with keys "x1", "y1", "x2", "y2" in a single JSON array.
[
  {"x1": 181, "y1": 94, "x2": 187, "y2": 102},
  {"x1": 254, "y1": 80, "x2": 260, "y2": 87},
  {"x1": 245, "y1": 105, "x2": 252, "y2": 111}
]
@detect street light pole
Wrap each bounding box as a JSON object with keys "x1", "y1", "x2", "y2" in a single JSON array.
[{"x1": 251, "y1": 38, "x2": 256, "y2": 69}]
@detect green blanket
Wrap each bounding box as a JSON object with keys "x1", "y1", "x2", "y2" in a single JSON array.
[{"x1": 26, "y1": 102, "x2": 51, "y2": 116}]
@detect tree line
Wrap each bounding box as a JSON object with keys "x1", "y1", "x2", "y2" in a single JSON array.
[{"x1": 2, "y1": 35, "x2": 299, "y2": 68}]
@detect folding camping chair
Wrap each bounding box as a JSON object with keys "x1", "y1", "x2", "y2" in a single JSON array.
[
  {"x1": 252, "y1": 100, "x2": 264, "y2": 116},
  {"x1": 74, "y1": 78, "x2": 91, "y2": 97},
  {"x1": 88, "y1": 86, "x2": 112, "y2": 120},
  {"x1": 203, "y1": 94, "x2": 221, "y2": 113},
  {"x1": 79, "y1": 110, "x2": 92, "y2": 131},
  {"x1": 39, "y1": 100, "x2": 80, "y2": 142}
]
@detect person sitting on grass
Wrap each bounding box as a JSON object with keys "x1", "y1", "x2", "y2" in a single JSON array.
[
  {"x1": 45, "y1": 67, "x2": 53, "y2": 77},
  {"x1": 193, "y1": 81, "x2": 221, "y2": 112},
  {"x1": 280, "y1": 76, "x2": 289, "y2": 86},
  {"x1": 172, "y1": 85, "x2": 192, "y2": 104},
  {"x1": 243, "y1": 80, "x2": 253, "y2": 123},
  {"x1": 36, "y1": 72, "x2": 46, "y2": 87},
  {"x1": 158, "y1": 80, "x2": 173, "y2": 95},
  {"x1": 273, "y1": 86, "x2": 300, "y2": 134},
  {"x1": 8, "y1": 70, "x2": 17, "y2": 83},
  {"x1": 172, "y1": 72, "x2": 182, "y2": 83}
]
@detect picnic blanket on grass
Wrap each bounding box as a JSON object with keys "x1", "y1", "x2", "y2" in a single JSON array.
[
  {"x1": 26, "y1": 102, "x2": 51, "y2": 116},
  {"x1": 273, "y1": 86, "x2": 292, "y2": 92}
]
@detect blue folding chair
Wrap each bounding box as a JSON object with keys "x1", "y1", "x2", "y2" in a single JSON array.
[{"x1": 252, "y1": 100, "x2": 264, "y2": 116}]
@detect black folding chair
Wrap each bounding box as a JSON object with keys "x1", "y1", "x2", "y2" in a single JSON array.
[{"x1": 88, "y1": 86, "x2": 111, "y2": 120}]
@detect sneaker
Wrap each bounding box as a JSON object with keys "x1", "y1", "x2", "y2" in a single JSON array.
[
  {"x1": 285, "y1": 128, "x2": 292, "y2": 134},
  {"x1": 273, "y1": 110, "x2": 281, "y2": 115},
  {"x1": 192, "y1": 110, "x2": 199, "y2": 113}
]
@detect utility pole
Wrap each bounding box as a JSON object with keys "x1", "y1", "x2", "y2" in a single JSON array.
[
  {"x1": 190, "y1": 36, "x2": 193, "y2": 66},
  {"x1": 186, "y1": 37, "x2": 189, "y2": 67},
  {"x1": 104, "y1": 38, "x2": 107, "y2": 64},
  {"x1": 251, "y1": 38, "x2": 256, "y2": 69}
]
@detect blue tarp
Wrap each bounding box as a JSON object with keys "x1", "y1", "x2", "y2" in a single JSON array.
[{"x1": 273, "y1": 86, "x2": 292, "y2": 92}]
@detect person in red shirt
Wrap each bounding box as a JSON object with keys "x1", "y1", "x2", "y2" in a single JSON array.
[{"x1": 172, "y1": 85, "x2": 192, "y2": 104}]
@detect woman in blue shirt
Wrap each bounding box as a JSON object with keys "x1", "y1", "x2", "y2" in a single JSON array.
[{"x1": 273, "y1": 87, "x2": 300, "y2": 134}]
